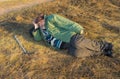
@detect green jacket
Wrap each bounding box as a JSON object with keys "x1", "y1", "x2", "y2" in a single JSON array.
[{"x1": 32, "y1": 14, "x2": 84, "y2": 43}]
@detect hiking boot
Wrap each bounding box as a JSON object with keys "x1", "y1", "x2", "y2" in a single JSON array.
[
  {"x1": 102, "y1": 43, "x2": 113, "y2": 57},
  {"x1": 104, "y1": 50, "x2": 113, "y2": 57},
  {"x1": 104, "y1": 43, "x2": 113, "y2": 51}
]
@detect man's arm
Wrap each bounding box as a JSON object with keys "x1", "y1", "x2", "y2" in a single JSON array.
[{"x1": 46, "y1": 14, "x2": 84, "y2": 34}]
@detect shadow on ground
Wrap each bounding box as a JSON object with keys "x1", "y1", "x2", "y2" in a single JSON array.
[
  {"x1": 102, "y1": 23, "x2": 120, "y2": 34},
  {"x1": 0, "y1": 21, "x2": 47, "y2": 46}
]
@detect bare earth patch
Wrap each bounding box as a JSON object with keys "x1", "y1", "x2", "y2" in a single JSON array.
[{"x1": 0, "y1": 0, "x2": 52, "y2": 15}]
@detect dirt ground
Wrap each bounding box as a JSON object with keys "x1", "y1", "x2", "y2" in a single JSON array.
[{"x1": 0, "y1": 0, "x2": 52, "y2": 15}]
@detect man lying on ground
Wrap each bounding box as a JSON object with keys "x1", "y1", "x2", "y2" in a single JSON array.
[{"x1": 29, "y1": 13, "x2": 113, "y2": 58}]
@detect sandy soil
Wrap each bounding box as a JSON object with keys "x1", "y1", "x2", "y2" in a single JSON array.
[{"x1": 0, "y1": 0, "x2": 52, "y2": 15}]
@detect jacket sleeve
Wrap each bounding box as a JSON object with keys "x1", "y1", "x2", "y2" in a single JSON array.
[
  {"x1": 47, "y1": 14, "x2": 84, "y2": 34},
  {"x1": 32, "y1": 28, "x2": 42, "y2": 41}
]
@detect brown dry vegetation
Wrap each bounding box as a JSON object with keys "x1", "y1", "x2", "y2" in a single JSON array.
[{"x1": 0, "y1": 0, "x2": 120, "y2": 79}]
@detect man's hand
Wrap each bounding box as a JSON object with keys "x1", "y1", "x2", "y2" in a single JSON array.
[
  {"x1": 32, "y1": 21, "x2": 39, "y2": 29},
  {"x1": 80, "y1": 30, "x2": 84, "y2": 34}
]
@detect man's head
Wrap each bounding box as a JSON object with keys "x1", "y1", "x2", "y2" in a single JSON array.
[{"x1": 35, "y1": 13, "x2": 44, "y2": 24}]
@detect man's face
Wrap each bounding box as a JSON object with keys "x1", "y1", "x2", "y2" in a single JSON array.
[{"x1": 38, "y1": 19, "x2": 45, "y2": 27}]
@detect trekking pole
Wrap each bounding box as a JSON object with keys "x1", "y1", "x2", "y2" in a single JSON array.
[{"x1": 14, "y1": 35, "x2": 27, "y2": 54}]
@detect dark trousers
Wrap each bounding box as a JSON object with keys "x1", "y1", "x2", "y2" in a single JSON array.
[{"x1": 68, "y1": 34, "x2": 112, "y2": 58}]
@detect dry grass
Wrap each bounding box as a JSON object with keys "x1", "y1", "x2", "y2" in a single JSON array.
[{"x1": 0, "y1": 0, "x2": 120, "y2": 79}]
